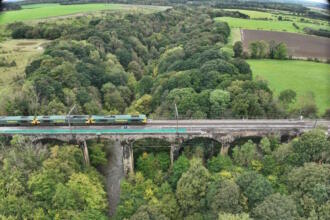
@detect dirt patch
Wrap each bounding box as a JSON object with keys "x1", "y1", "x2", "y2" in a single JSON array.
[
  {"x1": 16, "y1": 42, "x2": 38, "y2": 46},
  {"x1": 241, "y1": 29, "x2": 330, "y2": 59}
]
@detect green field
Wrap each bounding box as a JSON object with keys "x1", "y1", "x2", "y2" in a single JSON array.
[
  {"x1": 0, "y1": 3, "x2": 168, "y2": 24},
  {"x1": 221, "y1": 28, "x2": 241, "y2": 56},
  {"x1": 248, "y1": 60, "x2": 330, "y2": 114},
  {"x1": 224, "y1": 9, "x2": 273, "y2": 19},
  {"x1": 216, "y1": 17, "x2": 330, "y2": 34}
]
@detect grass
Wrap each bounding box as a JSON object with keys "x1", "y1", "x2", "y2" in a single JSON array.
[
  {"x1": 215, "y1": 17, "x2": 330, "y2": 34},
  {"x1": 224, "y1": 9, "x2": 273, "y2": 19},
  {"x1": 0, "y1": 3, "x2": 169, "y2": 25},
  {"x1": 221, "y1": 28, "x2": 241, "y2": 56},
  {"x1": 248, "y1": 59, "x2": 330, "y2": 114},
  {"x1": 0, "y1": 39, "x2": 48, "y2": 89}
]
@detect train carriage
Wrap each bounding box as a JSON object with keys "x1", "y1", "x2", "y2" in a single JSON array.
[
  {"x1": 0, "y1": 116, "x2": 36, "y2": 126},
  {"x1": 66, "y1": 115, "x2": 89, "y2": 125},
  {"x1": 36, "y1": 115, "x2": 67, "y2": 125},
  {"x1": 90, "y1": 115, "x2": 146, "y2": 125},
  {"x1": 0, "y1": 115, "x2": 147, "y2": 126}
]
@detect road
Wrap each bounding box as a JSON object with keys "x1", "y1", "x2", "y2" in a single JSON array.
[{"x1": 0, "y1": 120, "x2": 329, "y2": 134}]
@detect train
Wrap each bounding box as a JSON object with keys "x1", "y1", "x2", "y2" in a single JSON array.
[{"x1": 0, "y1": 115, "x2": 147, "y2": 126}]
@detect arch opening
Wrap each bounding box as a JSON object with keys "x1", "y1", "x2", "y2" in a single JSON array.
[{"x1": 180, "y1": 137, "x2": 222, "y2": 162}]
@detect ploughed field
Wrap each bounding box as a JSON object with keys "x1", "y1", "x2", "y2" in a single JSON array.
[{"x1": 241, "y1": 29, "x2": 330, "y2": 59}]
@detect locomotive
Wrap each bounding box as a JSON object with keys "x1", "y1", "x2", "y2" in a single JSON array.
[{"x1": 0, "y1": 115, "x2": 147, "y2": 126}]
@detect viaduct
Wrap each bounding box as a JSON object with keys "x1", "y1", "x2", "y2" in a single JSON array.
[
  {"x1": 1, "y1": 119, "x2": 329, "y2": 215},
  {"x1": 0, "y1": 119, "x2": 329, "y2": 174}
]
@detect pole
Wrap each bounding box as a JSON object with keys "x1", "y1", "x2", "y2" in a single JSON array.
[
  {"x1": 174, "y1": 103, "x2": 179, "y2": 136},
  {"x1": 67, "y1": 104, "x2": 76, "y2": 132}
]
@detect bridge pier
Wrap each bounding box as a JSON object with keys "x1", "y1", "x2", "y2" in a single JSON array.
[
  {"x1": 170, "y1": 143, "x2": 181, "y2": 166},
  {"x1": 220, "y1": 143, "x2": 230, "y2": 155},
  {"x1": 105, "y1": 140, "x2": 124, "y2": 217},
  {"x1": 80, "y1": 140, "x2": 90, "y2": 165},
  {"x1": 218, "y1": 136, "x2": 234, "y2": 155},
  {"x1": 122, "y1": 140, "x2": 134, "y2": 175}
]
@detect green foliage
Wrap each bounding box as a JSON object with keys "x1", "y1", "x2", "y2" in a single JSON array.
[
  {"x1": 207, "y1": 179, "x2": 242, "y2": 216},
  {"x1": 279, "y1": 89, "x2": 297, "y2": 105},
  {"x1": 88, "y1": 143, "x2": 107, "y2": 167},
  {"x1": 233, "y1": 41, "x2": 243, "y2": 58},
  {"x1": 249, "y1": 41, "x2": 269, "y2": 58},
  {"x1": 0, "y1": 139, "x2": 108, "y2": 219},
  {"x1": 116, "y1": 173, "x2": 179, "y2": 220},
  {"x1": 169, "y1": 155, "x2": 190, "y2": 189},
  {"x1": 233, "y1": 140, "x2": 259, "y2": 167},
  {"x1": 237, "y1": 171, "x2": 273, "y2": 208},
  {"x1": 291, "y1": 129, "x2": 330, "y2": 165},
  {"x1": 136, "y1": 152, "x2": 170, "y2": 181},
  {"x1": 273, "y1": 42, "x2": 288, "y2": 60},
  {"x1": 252, "y1": 193, "x2": 298, "y2": 220},
  {"x1": 176, "y1": 159, "x2": 210, "y2": 216},
  {"x1": 2, "y1": 7, "x2": 279, "y2": 119},
  {"x1": 207, "y1": 154, "x2": 233, "y2": 173},
  {"x1": 260, "y1": 137, "x2": 272, "y2": 155},
  {"x1": 287, "y1": 163, "x2": 330, "y2": 217}
]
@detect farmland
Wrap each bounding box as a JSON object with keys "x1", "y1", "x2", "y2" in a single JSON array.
[
  {"x1": 248, "y1": 59, "x2": 330, "y2": 114},
  {"x1": 224, "y1": 9, "x2": 273, "y2": 19},
  {"x1": 215, "y1": 16, "x2": 330, "y2": 34},
  {"x1": 242, "y1": 29, "x2": 330, "y2": 59},
  {"x1": 0, "y1": 3, "x2": 169, "y2": 25}
]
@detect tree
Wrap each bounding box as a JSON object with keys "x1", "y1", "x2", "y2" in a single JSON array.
[
  {"x1": 207, "y1": 154, "x2": 233, "y2": 173},
  {"x1": 287, "y1": 163, "x2": 330, "y2": 217},
  {"x1": 132, "y1": 94, "x2": 153, "y2": 114},
  {"x1": 233, "y1": 140, "x2": 258, "y2": 167},
  {"x1": 291, "y1": 129, "x2": 330, "y2": 165},
  {"x1": 115, "y1": 173, "x2": 157, "y2": 219},
  {"x1": 165, "y1": 88, "x2": 199, "y2": 118},
  {"x1": 169, "y1": 155, "x2": 190, "y2": 189},
  {"x1": 137, "y1": 76, "x2": 153, "y2": 96},
  {"x1": 231, "y1": 58, "x2": 252, "y2": 75},
  {"x1": 279, "y1": 89, "x2": 296, "y2": 105},
  {"x1": 249, "y1": 41, "x2": 269, "y2": 59},
  {"x1": 127, "y1": 61, "x2": 143, "y2": 80},
  {"x1": 233, "y1": 41, "x2": 243, "y2": 58},
  {"x1": 252, "y1": 193, "x2": 298, "y2": 220},
  {"x1": 274, "y1": 42, "x2": 288, "y2": 60},
  {"x1": 88, "y1": 143, "x2": 107, "y2": 167},
  {"x1": 207, "y1": 179, "x2": 242, "y2": 215},
  {"x1": 209, "y1": 89, "x2": 230, "y2": 118},
  {"x1": 176, "y1": 159, "x2": 210, "y2": 216},
  {"x1": 260, "y1": 137, "x2": 272, "y2": 155},
  {"x1": 236, "y1": 171, "x2": 273, "y2": 208},
  {"x1": 136, "y1": 152, "x2": 160, "y2": 180}
]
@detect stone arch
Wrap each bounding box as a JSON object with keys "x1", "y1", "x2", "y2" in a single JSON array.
[
  {"x1": 131, "y1": 137, "x2": 173, "y2": 172},
  {"x1": 178, "y1": 136, "x2": 223, "y2": 161}
]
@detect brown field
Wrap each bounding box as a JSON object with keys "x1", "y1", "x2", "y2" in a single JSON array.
[{"x1": 241, "y1": 29, "x2": 330, "y2": 59}]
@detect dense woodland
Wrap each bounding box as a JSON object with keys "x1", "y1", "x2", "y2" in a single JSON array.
[
  {"x1": 1, "y1": 129, "x2": 329, "y2": 219},
  {"x1": 3, "y1": 7, "x2": 324, "y2": 118},
  {"x1": 1, "y1": 3, "x2": 330, "y2": 220}
]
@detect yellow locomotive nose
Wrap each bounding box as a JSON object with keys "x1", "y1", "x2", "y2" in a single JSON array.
[
  {"x1": 86, "y1": 117, "x2": 95, "y2": 124},
  {"x1": 32, "y1": 118, "x2": 40, "y2": 125}
]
